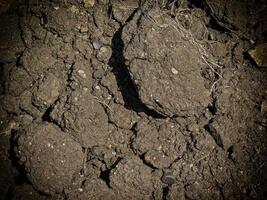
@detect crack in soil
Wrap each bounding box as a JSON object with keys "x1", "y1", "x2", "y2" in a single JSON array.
[
  {"x1": 162, "y1": 185, "x2": 170, "y2": 200},
  {"x1": 108, "y1": 8, "x2": 166, "y2": 119},
  {"x1": 99, "y1": 157, "x2": 123, "y2": 188},
  {"x1": 204, "y1": 119, "x2": 224, "y2": 149}
]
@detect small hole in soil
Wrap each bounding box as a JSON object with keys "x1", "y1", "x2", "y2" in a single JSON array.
[
  {"x1": 188, "y1": 0, "x2": 203, "y2": 8},
  {"x1": 204, "y1": 122, "x2": 224, "y2": 148},
  {"x1": 243, "y1": 51, "x2": 258, "y2": 67},
  {"x1": 207, "y1": 18, "x2": 229, "y2": 32},
  {"x1": 41, "y1": 106, "x2": 54, "y2": 122},
  {"x1": 162, "y1": 186, "x2": 169, "y2": 200},
  {"x1": 227, "y1": 146, "x2": 234, "y2": 160},
  {"x1": 99, "y1": 157, "x2": 122, "y2": 188},
  {"x1": 208, "y1": 98, "x2": 217, "y2": 115},
  {"x1": 4, "y1": 187, "x2": 13, "y2": 200},
  {"x1": 99, "y1": 169, "x2": 111, "y2": 187}
]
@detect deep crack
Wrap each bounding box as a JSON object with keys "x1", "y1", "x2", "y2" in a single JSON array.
[
  {"x1": 162, "y1": 186, "x2": 170, "y2": 200},
  {"x1": 99, "y1": 157, "x2": 122, "y2": 188},
  {"x1": 108, "y1": 13, "x2": 165, "y2": 119},
  {"x1": 204, "y1": 120, "x2": 224, "y2": 149},
  {"x1": 139, "y1": 153, "x2": 158, "y2": 170}
]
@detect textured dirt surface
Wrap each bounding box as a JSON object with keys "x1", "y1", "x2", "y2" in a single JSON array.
[
  {"x1": 123, "y1": 9, "x2": 210, "y2": 117},
  {"x1": 0, "y1": 0, "x2": 267, "y2": 199}
]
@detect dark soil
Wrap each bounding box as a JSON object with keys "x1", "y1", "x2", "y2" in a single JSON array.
[{"x1": 0, "y1": 0, "x2": 267, "y2": 199}]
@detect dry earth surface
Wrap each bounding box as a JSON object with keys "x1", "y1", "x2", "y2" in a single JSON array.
[{"x1": 0, "y1": 0, "x2": 267, "y2": 199}]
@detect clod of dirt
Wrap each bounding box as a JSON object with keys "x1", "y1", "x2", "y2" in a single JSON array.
[
  {"x1": 122, "y1": 10, "x2": 210, "y2": 117},
  {"x1": 50, "y1": 91, "x2": 109, "y2": 147},
  {"x1": 167, "y1": 184, "x2": 185, "y2": 200},
  {"x1": 45, "y1": 5, "x2": 88, "y2": 36},
  {"x1": 107, "y1": 104, "x2": 140, "y2": 129},
  {"x1": 132, "y1": 119, "x2": 188, "y2": 169},
  {"x1": 110, "y1": 156, "x2": 153, "y2": 199},
  {"x1": 83, "y1": 0, "x2": 95, "y2": 8},
  {"x1": 19, "y1": 91, "x2": 42, "y2": 118},
  {"x1": 67, "y1": 179, "x2": 115, "y2": 200},
  {"x1": 112, "y1": 1, "x2": 139, "y2": 24},
  {"x1": 32, "y1": 73, "x2": 63, "y2": 112},
  {"x1": 5, "y1": 67, "x2": 32, "y2": 97},
  {"x1": 248, "y1": 43, "x2": 267, "y2": 67},
  {"x1": 16, "y1": 122, "x2": 84, "y2": 195},
  {"x1": 203, "y1": 0, "x2": 267, "y2": 38},
  {"x1": 12, "y1": 184, "x2": 48, "y2": 200},
  {"x1": 21, "y1": 46, "x2": 57, "y2": 79}
]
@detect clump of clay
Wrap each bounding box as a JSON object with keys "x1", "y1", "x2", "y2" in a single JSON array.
[
  {"x1": 16, "y1": 122, "x2": 84, "y2": 195},
  {"x1": 122, "y1": 10, "x2": 210, "y2": 116}
]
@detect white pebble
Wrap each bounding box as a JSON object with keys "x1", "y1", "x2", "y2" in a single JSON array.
[
  {"x1": 78, "y1": 70, "x2": 86, "y2": 78},
  {"x1": 171, "y1": 67, "x2": 178, "y2": 75},
  {"x1": 92, "y1": 40, "x2": 101, "y2": 50}
]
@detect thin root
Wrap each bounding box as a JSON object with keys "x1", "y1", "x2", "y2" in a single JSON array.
[{"x1": 93, "y1": 96, "x2": 113, "y2": 112}]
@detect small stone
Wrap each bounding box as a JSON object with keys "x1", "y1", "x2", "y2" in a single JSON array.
[
  {"x1": 97, "y1": 46, "x2": 112, "y2": 62},
  {"x1": 171, "y1": 67, "x2": 178, "y2": 75},
  {"x1": 161, "y1": 172, "x2": 176, "y2": 185},
  {"x1": 93, "y1": 68, "x2": 104, "y2": 79},
  {"x1": 78, "y1": 69, "x2": 86, "y2": 78},
  {"x1": 80, "y1": 26, "x2": 88, "y2": 33},
  {"x1": 92, "y1": 40, "x2": 101, "y2": 50},
  {"x1": 83, "y1": 0, "x2": 95, "y2": 8}
]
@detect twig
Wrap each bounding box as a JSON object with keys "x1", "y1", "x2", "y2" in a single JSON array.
[
  {"x1": 201, "y1": 55, "x2": 223, "y2": 78},
  {"x1": 209, "y1": 76, "x2": 222, "y2": 94}
]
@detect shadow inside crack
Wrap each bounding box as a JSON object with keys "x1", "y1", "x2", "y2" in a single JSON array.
[{"x1": 108, "y1": 27, "x2": 165, "y2": 118}]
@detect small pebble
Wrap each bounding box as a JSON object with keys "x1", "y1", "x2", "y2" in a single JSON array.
[
  {"x1": 92, "y1": 40, "x2": 101, "y2": 50},
  {"x1": 161, "y1": 172, "x2": 176, "y2": 185},
  {"x1": 171, "y1": 67, "x2": 178, "y2": 75},
  {"x1": 78, "y1": 69, "x2": 86, "y2": 78},
  {"x1": 97, "y1": 46, "x2": 112, "y2": 62},
  {"x1": 80, "y1": 26, "x2": 88, "y2": 33}
]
